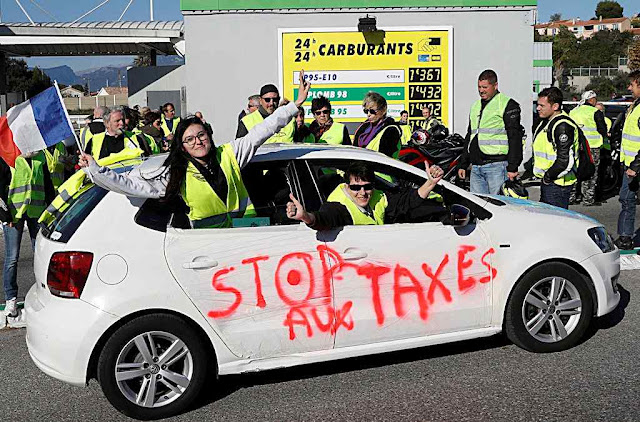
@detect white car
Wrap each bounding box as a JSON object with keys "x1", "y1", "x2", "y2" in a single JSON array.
[{"x1": 26, "y1": 144, "x2": 620, "y2": 420}]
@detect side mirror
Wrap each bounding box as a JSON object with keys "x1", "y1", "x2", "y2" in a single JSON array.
[{"x1": 450, "y1": 204, "x2": 471, "y2": 227}]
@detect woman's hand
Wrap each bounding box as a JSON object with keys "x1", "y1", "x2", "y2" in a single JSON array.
[
  {"x1": 294, "y1": 70, "x2": 312, "y2": 107},
  {"x1": 427, "y1": 164, "x2": 444, "y2": 186},
  {"x1": 286, "y1": 193, "x2": 315, "y2": 225},
  {"x1": 78, "y1": 152, "x2": 95, "y2": 168}
]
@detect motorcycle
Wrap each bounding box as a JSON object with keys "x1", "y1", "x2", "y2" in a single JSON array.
[{"x1": 397, "y1": 125, "x2": 468, "y2": 187}]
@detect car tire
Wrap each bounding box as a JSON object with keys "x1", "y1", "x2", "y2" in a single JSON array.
[
  {"x1": 97, "y1": 314, "x2": 209, "y2": 420},
  {"x1": 504, "y1": 262, "x2": 594, "y2": 353}
]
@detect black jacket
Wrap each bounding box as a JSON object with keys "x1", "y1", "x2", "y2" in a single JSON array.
[
  {"x1": 352, "y1": 117, "x2": 402, "y2": 158},
  {"x1": 534, "y1": 114, "x2": 577, "y2": 185},
  {"x1": 308, "y1": 187, "x2": 446, "y2": 231},
  {"x1": 461, "y1": 93, "x2": 523, "y2": 172}
]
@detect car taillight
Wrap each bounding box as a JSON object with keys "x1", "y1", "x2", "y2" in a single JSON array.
[{"x1": 47, "y1": 252, "x2": 93, "y2": 298}]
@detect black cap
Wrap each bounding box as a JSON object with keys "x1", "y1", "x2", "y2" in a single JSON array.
[{"x1": 260, "y1": 84, "x2": 279, "y2": 97}]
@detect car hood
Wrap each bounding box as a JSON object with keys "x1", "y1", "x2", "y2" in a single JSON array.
[{"x1": 484, "y1": 195, "x2": 601, "y2": 226}]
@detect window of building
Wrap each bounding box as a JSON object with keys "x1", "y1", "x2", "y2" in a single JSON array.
[
  {"x1": 598, "y1": 25, "x2": 605, "y2": 30},
  {"x1": 612, "y1": 24, "x2": 619, "y2": 30}
]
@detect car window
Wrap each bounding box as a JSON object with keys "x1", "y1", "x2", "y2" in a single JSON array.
[
  {"x1": 304, "y1": 158, "x2": 492, "y2": 223},
  {"x1": 42, "y1": 185, "x2": 109, "y2": 243}
]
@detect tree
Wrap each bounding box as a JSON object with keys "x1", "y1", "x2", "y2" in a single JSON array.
[
  {"x1": 3, "y1": 58, "x2": 52, "y2": 99},
  {"x1": 134, "y1": 54, "x2": 151, "y2": 67},
  {"x1": 631, "y1": 18, "x2": 640, "y2": 28},
  {"x1": 585, "y1": 72, "x2": 630, "y2": 99},
  {"x1": 552, "y1": 27, "x2": 580, "y2": 89},
  {"x1": 630, "y1": 40, "x2": 640, "y2": 71},
  {"x1": 71, "y1": 84, "x2": 85, "y2": 92},
  {"x1": 595, "y1": 1, "x2": 623, "y2": 19},
  {"x1": 578, "y1": 29, "x2": 634, "y2": 67},
  {"x1": 550, "y1": 13, "x2": 562, "y2": 22}
]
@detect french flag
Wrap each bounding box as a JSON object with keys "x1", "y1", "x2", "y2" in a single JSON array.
[{"x1": 0, "y1": 83, "x2": 74, "y2": 167}]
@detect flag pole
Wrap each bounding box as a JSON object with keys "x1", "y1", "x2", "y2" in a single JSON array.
[{"x1": 53, "y1": 81, "x2": 93, "y2": 182}]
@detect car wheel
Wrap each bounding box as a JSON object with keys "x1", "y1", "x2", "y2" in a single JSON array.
[
  {"x1": 504, "y1": 262, "x2": 594, "y2": 353},
  {"x1": 97, "y1": 314, "x2": 209, "y2": 420}
]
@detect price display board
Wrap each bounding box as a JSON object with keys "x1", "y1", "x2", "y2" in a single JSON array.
[{"x1": 280, "y1": 27, "x2": 452, "y2": 131}]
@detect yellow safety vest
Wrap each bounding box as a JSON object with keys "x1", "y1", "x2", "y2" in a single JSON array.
[
  {"x1": 44, "y1": 143, "x2": 66, "y2": 191},
  {"x1": 91, "y1": 131, "x2": 142, "y2": 159},
  {"x1": 242, "y1": 109, "x2": 295, "y2": 144},
  {"x1": 399, "y1": 124, "x2": 412, "y2": 145},
  {"x1": 532, "y1": 112, "x2": 579, "y2": 186},
  {"x1": 469, "y1": 92, "x2": 510, "y2": 155},
  {"x1": 569, "y1": 105, "x2": 603, "y2": 148},
  {"x1": 132, "y1": 127, "x2": 160, "y2": 155},
  {"x1": 8, "y1": 152, "x2": 47, "y2": 220},
  {"x1": 326, "y1": 183, "x2": 387, "y2": 225},
  {"x1": 79, "y1": 126, "x2": 92, "y2": 150},
  {"x1": 317, "y1": 122, "x2": 346, "y2": 145},
  {"x1": 181, "y1": 143, "x2": 253, "y2": 229},
  {"x1": 161, "y1": 117, "x2": 181, "y2": 137},
  {"x1": 39, "y1": 149, "x2": 143, "y2": 227},
  {"x1": 620, "y1": 101, "x2": 640, "y2": 167},
  {"x1": 365, "y1": 125, "x2": 403, "y2": 159}
]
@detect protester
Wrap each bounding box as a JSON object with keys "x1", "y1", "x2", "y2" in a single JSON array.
[
  {"x1": 236, "y1": 85, "x2": 295, "y2": 143},
  {"x1": 458, "y1": 69, "x2": 522, "y2": 195},
  {"x1": 84, "y1": 107, "x2": 146, "y2": 159},
  {"x1": 532, "y1": 87, "x2": 579, "y2": 209},
  {"x1": 293, "y1": 106, "x2": 315, "y2": 143},
  {"x1": 161, "y1": 102, "x2": 180, "y2": 142},
  {"x1": 238, "y1": 95, "x2": 261, "y2": 122},
  {"x1": 286, "y1": 161, "x2": 445, "y2": 229},
  {"x1": 78, "y1": 71, "x2": 311, "y2": 229},
  {"x1": 569, "y1": 90, "x2": 608, "y2": 206},
  {"x1": 615, "y1": 70, "x2": 640, "y2": 250},
  {"x1": 398, "y1": 110, "x2": 412, "y2": 145},
  {"x1": 80, "y1": 106, "x2": 108, "y2": 150},
  {"x1": 353, "y1": 92, "x2": 402, "y2": 158},
  {"x1": 194, "y1": 111, "x2": 213, "y2": 135},
  {"x1": 140, "y1": 111, "x2": 165, "y2": 150},
  {"x1": 308, "y1": 96, "x2": 350, "y2": 145},
  {"x1": 420, "y1": 105, "x2": 442, "y2": 133},
  {"x1": 1, "y1": 151, "x2": 55, "y2": 320},
  {"x1": 124, "y1": 107, "x2": 159, "y2": 156}
]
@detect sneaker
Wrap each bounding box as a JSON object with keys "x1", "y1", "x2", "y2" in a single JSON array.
[
  {"x1": 615, "y1": 236, "x2": 634, "y2": 251},
  {"x1": 4, "y1": 298, "x2": 18, "y2": 318}
]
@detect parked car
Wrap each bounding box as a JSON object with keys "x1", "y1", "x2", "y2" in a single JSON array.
[{"x1": 26, "y1": 144, "x2": 621, "y2": 420}]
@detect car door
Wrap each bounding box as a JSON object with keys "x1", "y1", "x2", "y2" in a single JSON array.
[
  {"x1": 164, "y1": 160, "x2": 335, "y2": 360},
  {"x1": 304, "y1": 158, "x2": 496, "y2": 349}
]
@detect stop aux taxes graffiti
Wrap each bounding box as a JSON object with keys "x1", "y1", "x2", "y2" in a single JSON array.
[
  {"x1": 280, "y1": 27, "x2": 452, "y2": 131},
  {"x1": 207, "y1": 244, "x2": 496, "y2": 340}
]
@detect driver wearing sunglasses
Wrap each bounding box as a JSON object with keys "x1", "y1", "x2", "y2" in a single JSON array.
[
  {"x1": 236, "y1": 83, "x2": 295, "y2": 143},
  {"x1": 286, "y1": 161, "x2": 446, "y2": 230},
  {"x1": 308, "y1": 96, "x2": 351, "y2": 145}
]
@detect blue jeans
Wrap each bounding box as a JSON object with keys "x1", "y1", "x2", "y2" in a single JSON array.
[
  {"x1": 617, "y1": 169, "x2": 636, "y2": 237},
  {"x1": 540, "y1": 183, "x2": 573, "y2": 209},
  {"x1": 470, "y1": 161, "x2": 508, "y2": 195},
  {"x1": 3, "y1": 218, "x2": 39, "y2": 301}
]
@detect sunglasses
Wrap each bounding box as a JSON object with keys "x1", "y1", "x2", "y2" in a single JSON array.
[
  {"x1": 363, "y1": 108, "x2": 379, "y2": 115},
  {"x1": 262, "y1": 97, "x2": 280, "y2": 103},
  {"x1": 348, "y1": 183, "x2": 374, "y2": 192},
  {"x1": 314, "y1": 109, "x2": 331, "y2": 116}
]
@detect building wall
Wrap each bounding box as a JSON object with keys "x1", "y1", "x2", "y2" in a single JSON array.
[
  {"x1": 63, "y1": 94, "x2": 128, "y2": 111},
  {"x1": 184, "y1": 8, "x2": 535, "y2": 145},
  {"x1": 127, "y1": 65, "x2": 186, "y2": 112}
]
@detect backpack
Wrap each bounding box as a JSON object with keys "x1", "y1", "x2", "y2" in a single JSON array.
[{"x1": 547, "y1": 115, "x2": 595, "y2": 182}]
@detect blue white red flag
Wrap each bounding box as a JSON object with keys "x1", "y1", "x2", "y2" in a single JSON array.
[{"x1": 0, "y1": 83, "x2": 74, "y2": 167}]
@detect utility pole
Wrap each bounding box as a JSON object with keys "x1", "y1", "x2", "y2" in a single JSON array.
[{"x1": 150, "y1": 0, "x2": 154, "y2": 21}]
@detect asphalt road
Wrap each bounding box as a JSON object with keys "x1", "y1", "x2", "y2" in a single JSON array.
[{"x1": 0, "y1": 190, "x2": 638, "y2": 421}]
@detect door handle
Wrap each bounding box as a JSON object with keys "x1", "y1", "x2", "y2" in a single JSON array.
[
  {"x1": 342, "y1": 248, "x2": 367, "y2": 261},
  {"x1": 182, "y1": 259, "x2": 218, "y2": 270}
]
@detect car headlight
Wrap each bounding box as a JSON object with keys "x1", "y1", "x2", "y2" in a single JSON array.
[{"x1": 587, "y1": 227, "x2": 615, "y2": 253}]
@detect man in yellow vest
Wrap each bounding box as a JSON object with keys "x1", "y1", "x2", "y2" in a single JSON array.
[
  {"x1": 160, "y1": 102, "x2": 180, "y2": 143},
  {"x1": 236, "y1": 84, "x2": 295, "y2": 143},
  {"x1": 533, "y1": 87, "x2": 580, "y2": 209},
  {"x1": 569, "y1": 90, "x2": 608, "y2": 206},
  {"x1": 308, "y1": 96, "x2": 351, "y2": 145},
  {"x1": 458, "y1": 69, "x2": 523, "y2": 194},
  {"x1": 1, "y1": 151, "x2": 55, "y2": 320},
  {"x1": 79, "y1": 106, "x2": 108, "y2": 151},
  {"x1": 615, "y1": 70, "x2": 640, "y2": 250},
  {"x1": 285, "y1": 161, "x2": 446, "y2": 229},
  {"x1": 83, "y1": 107, "x2": 144, "y2": 160},
  {"x1": 398, "y1": 110, "x2": 412, "y2": 145}
]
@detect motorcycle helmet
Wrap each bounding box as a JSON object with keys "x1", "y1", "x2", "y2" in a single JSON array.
[
  {"x1": 429, "y1": 124, "x2": 449, "y2": 141},
  {"x1": 411, "y1": 129, "x2": 430, "y2": 145},
  {"x1": 500, "y1": 179, "x2": 529, "y2": 200}
]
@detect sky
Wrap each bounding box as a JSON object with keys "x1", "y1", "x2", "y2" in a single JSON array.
[
  {"x1": 0, "y1": 0, "x2": 638, "y2": 71},
  {"x1": 0, "y1": 0, "x2": 182, "y2": 71}
]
